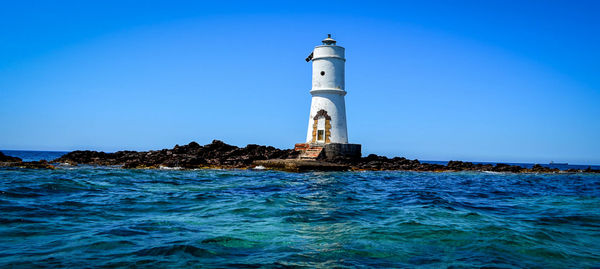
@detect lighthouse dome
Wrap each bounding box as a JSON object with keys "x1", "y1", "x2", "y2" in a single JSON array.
[{"x1": 321, "y1": 34, "x2": 336, "y2": 45}]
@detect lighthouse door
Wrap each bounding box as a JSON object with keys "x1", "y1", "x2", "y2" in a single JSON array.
[{"x1": 316, "y1": 118, "x2": 326, "y2": 143}]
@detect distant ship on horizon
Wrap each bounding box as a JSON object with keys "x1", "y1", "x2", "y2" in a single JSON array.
[{"x1": 549, "y1": 161, "x2": 568, "y2": 165}]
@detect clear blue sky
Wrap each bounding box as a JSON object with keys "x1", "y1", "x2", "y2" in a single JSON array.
[{"x1": 1, "y1": 0, "x2": 599, "y2": 165}]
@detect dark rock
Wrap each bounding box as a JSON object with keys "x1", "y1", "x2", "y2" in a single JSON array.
[
  {"x1": 530, "y1": 164, "x2": 559, "y2": 173},
  {"x1": 492, "y1": 163, "x2": 525, "y2": 173},
  {"x1": 0, "y1": 152, "x2": 22, "y2": 162},
  {"x1": 447, "y1": 160, "x2": 476, "y2": 171},
  {"x1": 15, "y1": 160, "x2": 55, "y2": 169},
  {"x1": 0, "y1": 159, "x2": 54, "y2": 169},
  {"x1": 53, "y1": 140, "x2": 299, "y2": 169},
  {"x1": 582, "y1": 166, "x2": 600, "y2": 173},
  {"x1": 48, "y1": 140, "x2": 594, "y2": 173},
  {"x1": 0, "y1": 152, "x2": 54, "y2": 169}
]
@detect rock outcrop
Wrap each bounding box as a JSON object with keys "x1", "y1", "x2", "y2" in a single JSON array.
[
  {"x1": 324, "y1": 156, "x2": 585, "y2": 173},
  {"x1": 0, "y1": 152, "x2": 22, "y2": 162},
  {"x1": 2, "y1": 140, "x2": 597, "y2": 173},
  {"x1": 54, "y1": 140, "x2": 300, "y2": 169},
  {"x1": 0, "y1": 152, "x2": 55, "y2": 169},
  {"x1": 253, "y1": 159, "x2": 349, "y2": 172},
  {"x1": 326, "y1": 154, "x2": 446, "y2": 171}
]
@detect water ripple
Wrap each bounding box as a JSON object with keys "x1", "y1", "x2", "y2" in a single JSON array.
[{"x1": 0, "y1": 168, "x2": 599, "y2": 267}]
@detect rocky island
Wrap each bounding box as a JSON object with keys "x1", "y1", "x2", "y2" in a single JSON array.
[
  {"x1": 1, "y1": 140, "x2": 598, "y2": 173},
  {"x1": 0, "y1": 151, "x2": 55, "y2": 169}
]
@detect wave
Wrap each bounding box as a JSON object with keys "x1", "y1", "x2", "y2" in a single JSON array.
[
  {"x1": 1, "y1": 168, "x2": 599, "y2": 267},
  {"x1": 135, "y1": 245, "x2": 213, "y2": 257}
]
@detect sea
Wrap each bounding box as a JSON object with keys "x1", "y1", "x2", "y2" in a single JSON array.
[{"x1": 1, "y1": 151, "x2": 599, "y2": 268}]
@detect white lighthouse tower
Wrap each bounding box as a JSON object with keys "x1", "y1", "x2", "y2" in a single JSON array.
[
  {"x1": 305, "y1": 34, "x2": 348, "y2": 144},
  {"x1": 295, "y1": 34, "x2": 361, "y2": 159}
]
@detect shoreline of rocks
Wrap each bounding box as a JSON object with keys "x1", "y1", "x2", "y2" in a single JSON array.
[
  {"x1": 1, "y1": 140, "x2": 599, "y2": 173},
  {"x1": 0, "y1": 152, "x2": 55, "y2": 169}
]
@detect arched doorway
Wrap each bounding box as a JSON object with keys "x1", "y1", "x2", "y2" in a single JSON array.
[{"x1": 311, "y1": 109, "x2": 332, "y2": 144}]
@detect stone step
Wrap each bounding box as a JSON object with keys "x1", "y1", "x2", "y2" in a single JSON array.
[
  {"x1": 294, "y1": 143, "x2": 310, "y2": 151},
  {"x1": 299, "y1": 146, "x2": 324, "y2": 159}
]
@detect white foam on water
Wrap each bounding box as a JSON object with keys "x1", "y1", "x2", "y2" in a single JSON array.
[{"x1": 159, "y1": 166, "x2": 183, "y2": 170}]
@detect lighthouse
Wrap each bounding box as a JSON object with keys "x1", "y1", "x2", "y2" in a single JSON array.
[{"x1": 295, "y1": 34, "x2": 361, "y2": 159}]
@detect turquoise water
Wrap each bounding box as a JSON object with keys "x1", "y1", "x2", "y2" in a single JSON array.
[{"x1": 1, "y1": 154, "x2": 600, "y2": 267}]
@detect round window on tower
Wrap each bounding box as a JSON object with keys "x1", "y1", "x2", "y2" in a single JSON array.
[{"x1": 320, "y1": 71, "x2": 325, "y2": 76}]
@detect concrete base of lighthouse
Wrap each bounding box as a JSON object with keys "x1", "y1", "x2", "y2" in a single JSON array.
[
  {"x1": 323, "y1": 143, "x2": 361, "y2": 159},
  {"x1": 255, "y1": 142, "x2": 361, "y2": 172},
  {"x1": 294, "y1": 143, "x2": 361, "y2": 160}
]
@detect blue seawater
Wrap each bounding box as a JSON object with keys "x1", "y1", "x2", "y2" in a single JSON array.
[{"x1": 1, "y1": 155, "x2": 599, "y2": 267}]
